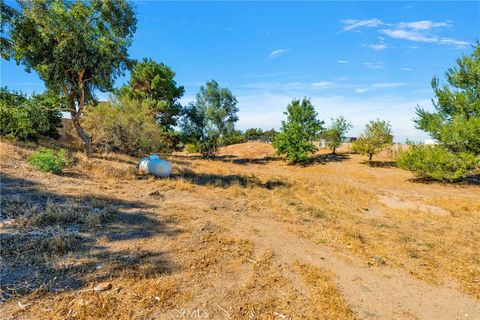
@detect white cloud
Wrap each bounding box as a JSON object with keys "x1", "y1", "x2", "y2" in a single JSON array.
[
  {"x1": 371, "y1": 82, "x2": 407, "y2": 88},
  {"x1": 340, "y1": 19, "x2": 383, "y2": 31},
  {"x1": 354, "y1": 88, "x2": 370, "y2": 93},
  {"x1": 369, "y1": 43, "x2": 389, "y2": 50},
  {"x1": 397, "y1": 20, "x2": 450, "y2": 30},
  {"x1": 341, "y1": 18, "x2": 468, "y2": 48},
  {"x1": 399, "y1": 67, "x2": 413, "y2": 71},
  {"x1": 311, "y1": 81, "x2": 333, "y2": 89},
  {"x1": 336, "y1": 60, "x2": 350, "y2": 64},
  {"x1": 235, "y1": 92, "x2": 432, "y2": 142},
  {"x1": 362, "y1": 62, "x2": 385, "y2": 70},
  {"x1": 268, "y1": 49, "x2": 289, "y2": 59}
]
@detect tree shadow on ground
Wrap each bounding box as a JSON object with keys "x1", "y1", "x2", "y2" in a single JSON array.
[
  {"x1": 310, "y1": 153, "x2": 350, "y2": 165},
  {"x1": 408, "y1": 174, "x2": 480, "y2": 187},
  {"x1": 172, "y1": 171, "x2": 288, "y2": 189},
  {"x1": 0, "y1": 174, "x2": 179, "y2": 301},
  {"x1": 361, "y1": 160, "x2": 398, "y2": 168},
  {"x1": 172, "y1": 154, "x2": 280, "y2": 166}
]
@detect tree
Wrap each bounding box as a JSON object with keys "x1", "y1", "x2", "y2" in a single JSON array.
[
  {"x1": 244, "y1": 128, "x2": 264, "y2": 141},
  {"x1": 273, "y1": 98, "x2": 324, "y2": 163},
  {"x1": 2, "y1": 0, "x2": 137, "y2": 155},
  {"x1": 180, "y1": 80, "x2": 239, "y2": 157},
  {"x1": 322, "y1": 116, "x2": 352, "y2": 154},
  {"x1": 397, "y1": 43, "x2": 480, "y2": 181},
  {"x1": 415, "y1": 43, "x2": 480, "y2": 155},
  {"x1": 0, "y1": 87, "x2": 63, "y2": 140},
  {"x1": 352, "y1": 119, "x2": 393, "y2": 161},
  {"x1": 118, "y1": 58, "x2": 185, "y2": 129},
  {"x1": 82, "y1": 98, "x2": 172, "y2": 156}
]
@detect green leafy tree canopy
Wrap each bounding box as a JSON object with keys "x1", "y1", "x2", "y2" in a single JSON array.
[
  {"x1": 352, "y1": 119, "x2": 393, "y2": 161},
  {"x1": 2, "y1": 0, "x2": 137, "y2": 155},
  {"x1": 119, "y1": 58, "x2": 185, "y2": 128},
  {"x1": 273, "y1": 98, "x2": 324, "y2": 163},
  {"x1": 323, "y1": 116, "x2": 352, "y2": 154},
  {"x1": 415, "y1": 42, "x2": 480, "y2": 155},
  {"x1": 180, "y1": 80, "x2": 239, "y2": 157}
]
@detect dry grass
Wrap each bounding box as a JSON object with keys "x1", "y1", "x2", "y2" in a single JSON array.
[{"x1": 1, "y1": 140, "x2": 479, "y2": 318}]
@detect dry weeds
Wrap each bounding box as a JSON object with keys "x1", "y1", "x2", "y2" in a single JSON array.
[{"x1": 1, "y1": 140, "x2": 479, "y2": 319}]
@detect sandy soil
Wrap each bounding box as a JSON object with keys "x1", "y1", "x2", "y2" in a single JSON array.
[{"x1": 1, "y1": 141, "x2": 479, "y2": 319}]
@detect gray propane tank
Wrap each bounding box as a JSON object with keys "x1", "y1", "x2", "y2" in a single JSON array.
[{"x1": 138, "y1": 154, "x2": 172, "y2": 178}]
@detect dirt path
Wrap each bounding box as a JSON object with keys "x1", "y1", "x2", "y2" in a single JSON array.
[{"x1": 165, "y1": 191, "x2": 480, "y2": 320}]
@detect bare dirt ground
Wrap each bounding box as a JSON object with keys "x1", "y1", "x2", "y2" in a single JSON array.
[{"x1": 1, "y1": 141, "x2": 479, "y2": 319}]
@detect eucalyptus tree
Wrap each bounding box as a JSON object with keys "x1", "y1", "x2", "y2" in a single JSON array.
[{"x1": 2, "y1": 0, "x2": 137, "y2": 155}]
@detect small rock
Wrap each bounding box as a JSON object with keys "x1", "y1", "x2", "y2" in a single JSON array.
[{"x1": 94, "y1": 282, "x2": 112, "y2": 292}]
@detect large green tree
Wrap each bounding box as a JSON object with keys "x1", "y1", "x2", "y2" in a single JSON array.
[
  {"x1": 415, "y1": 43, "x2": 480, "y2": 155},
  {"x1": 2, "y1": 0, "x2": 137, "y2": 155},
  {"x1": 397, "y1": 43, "x2": 480, "y2": 181},
  {"x1": 118, "y1": 58, "x2": 184, "y2": 128},
  {"x1": 273, "y1": 98, "x2": 324, "y2": 163},
  {"x1": 180, "y1": 80, "x2": 239, "y2": 157}
]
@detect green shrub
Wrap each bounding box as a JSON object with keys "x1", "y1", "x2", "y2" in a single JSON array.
[
  {"x1": 396, "y1": 144, "x2": 479, "y2": 181},
  {"x1": 27, "y1": 148, "x2": 68, "y2": 174},
  {"x1": 82, "y1": 98, "x2": 173, "y2": 156},
  {"x1": 184, "y1": 143, "x2": 199, "y2": 154},
  {"x1": 0, "y1": 87, "x2": 63, "y2": 140}
]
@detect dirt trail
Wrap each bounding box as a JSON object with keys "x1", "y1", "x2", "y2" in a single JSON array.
[
  {"x1": 164, "y1": 190, "x2": 480, "y2": 320},
  {"x1": 214, "y1": 213, "x2": 479, "y2": 319}
]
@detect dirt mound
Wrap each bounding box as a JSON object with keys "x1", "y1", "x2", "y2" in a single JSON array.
[{"x1": 218, "y1": 142, "x2": 275, "y2": 159}]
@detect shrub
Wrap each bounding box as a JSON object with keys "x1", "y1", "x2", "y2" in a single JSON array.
[
  {"x1": 0, "y1": 88, "x2": 63, "y2": 140},
  {"x1": 396, "y1": 144, "x2": 479, "y2": 181},
  {"x1": 82, "y1": 98, "x2": 173, "y2": 156},
  {"x1": 221, "y1": 129, "x2": 246, "y2": 146},
  {"x1": 27, "y1": 148, "x2": 68, "y2": 174},
  {"x1": 184, "y1": 143, "x2": 199, "y2": 154}
]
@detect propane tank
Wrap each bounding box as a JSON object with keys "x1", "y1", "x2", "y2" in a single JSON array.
[{"x1": 138, "y1": 154, "x2": 172, "y2": 178}]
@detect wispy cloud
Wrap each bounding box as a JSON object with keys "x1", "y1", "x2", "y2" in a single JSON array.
[
  {"x1": 354, "y1": 88, "x2": 370, "y2": 93},
  {"x1": 371, "y1": 82, "x2": 407, "y2": 88},
  {"x1": 235, "y1": 92, "x2": 432, "y2": 142},
  {"x1": 362, "y1": 62, "x2": 385, "y2": 70},
  {"x1": 399, "y1": 67, "x2": 413, "y2": 71},
  {"x1": 340, "y1": 19, "x2": 383, "y2": 32},
  {"x1": 337, "y1": 60, "x2": 350, "y2": 64},
  {"x1": 397, "y1": 20, "x2": 450, "y2": 30},
  {"x1": 369, "y1": 43, "x2": 389, "y2": 50},
  {"x1": 311, "y1": 81, "x2": 333, "y2": 89},
  {"x1": 341, "y1": 18, "x2": 469, "y2": 48},
  {"x1": 268, "y1": 49, "x2": 289, "y2": 59}
]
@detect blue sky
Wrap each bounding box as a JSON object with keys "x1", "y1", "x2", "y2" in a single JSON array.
[{"x1": 1, "y1": 1, "x2": 479, "y2": 142}]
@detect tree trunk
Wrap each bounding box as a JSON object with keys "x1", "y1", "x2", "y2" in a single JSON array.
[
  {"x1": 72, "y1": 116, "x2": 93, "y2": 156},
  {"x1": 368, "y1": 153, "x2": 373, "y2": 161}
]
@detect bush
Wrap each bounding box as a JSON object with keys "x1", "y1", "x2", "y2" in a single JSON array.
[
  {"x1": 396, "y1": 144, "x2": 479, "y2": 181},
  {"x1": 184, "y1": 143, "x2": 199, "y2": 154},
  {"x1": 0, "y1": 88, "x2": 63, "y2": 140},
  {"x1": 82, "y1": 98, "x2": 173, "y2": 156},
  {"x1": 27, "y1": 148, "x2": 68, "y2": 174}
]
